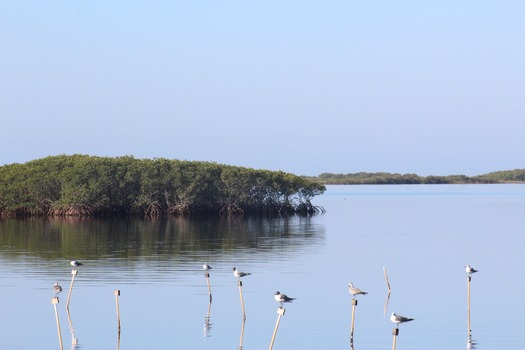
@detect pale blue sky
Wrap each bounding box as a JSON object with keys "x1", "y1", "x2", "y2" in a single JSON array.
[{"x1": 1, "y1": 1, "x2": 524, "y2": 176}]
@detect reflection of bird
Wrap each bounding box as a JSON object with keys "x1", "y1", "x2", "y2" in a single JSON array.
[
  {"x1": 348, "y1": 282, "x2": 368, "y2": 297},
  {"x1": 274, "y1": 291, "x2": 295, "y2": 305},
  {"x1": 203, "y1": 263, "x2": 212, "y2": 271},
  {"x1": 54, "y1": 282, "x2": 62, "y2": 295},
  {"x1": 70, "y1": 260, "x2": 83, "y2": 267},
  {"x1": 233, "y1": 267, "x2": 251, "y2": 278},
  {"x1": 465, "y1": 265, "x2": 478, "y2": 274},
  {"x1": 391, "y1": 312, "x2": 414, "y2": 326}
]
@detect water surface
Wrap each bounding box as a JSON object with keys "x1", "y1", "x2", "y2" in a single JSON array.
[{"x1": 0, "y1": 184, "x2": 524, "y2": 349}]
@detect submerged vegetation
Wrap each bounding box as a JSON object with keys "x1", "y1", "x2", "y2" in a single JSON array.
[
  {"x1": 0, "y1": 155, "x2": 325, "y2": 218},
  {"x1": 304, "y1": 170, "x2": 525, "y2": 185}
]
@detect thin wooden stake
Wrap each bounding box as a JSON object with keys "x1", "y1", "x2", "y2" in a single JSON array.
[
  {"x1": 205, "y1": 272, "x2": 212, "y2": 302},
  {"x1": 383, "y1": 267, "x2": 392, "y2": 316},
  {"x1": 269, "y1": 307, "x2": 285, "y2": 350},
  {"x1": 392, "y1": 327, "x2": 399, "y2": 350},
  {"x1": 115, "y1": 290, "x2": 121, "y2": 332},
  {"x1": 467, "y1": 276, "x2": 471, "y2": 338},
  {"x1": 239, "y1": 318, "x2": 245, "y2": 350},
  {"x1": 238, "y1": 280, "x2": 246, "y2": 320},
  {"x1": 115, "y1": 290, "x2": 121, "y2": 350},
  {"x1": 383, "y1": 267, "x2": 392, "y2": 292},
  {"x1": 350, "y1": 298, "x2": 357, "y2": 346},
  {"x1": 66, "y1": 269, "x2": 78, "y2": 310},
  {"x1": 51, "y1": 297, "x2": 64, "y2": 350}
]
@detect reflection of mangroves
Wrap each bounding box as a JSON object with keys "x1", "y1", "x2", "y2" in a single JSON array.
[
  {"x1": 0, "y1": 216, "x2": 324, "y2": 258},
  {"x1": 0, "y1": 155, "x2": 325, "y2": 217}
]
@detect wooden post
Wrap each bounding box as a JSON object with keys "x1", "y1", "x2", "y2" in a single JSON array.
[
  {"x1": 205, "y1": 272, "x2": 212, "y2": 302},
  {"x1": 239, "y1": 318, "x2": 245, "y2": 350},
  {"x1": 383, "y1": 267, "x2": 392, "y2": 316},
  {"x1": 391, "y1": 327, "x2": 399, "y2": 350},
  {"x1": 350, "y1": 298, "x2": 357, "y2": 346},
  {"x1": 66, "y1": 269, "x2": 78, "y2": 310},
  {"x1": 238, "y1": 280, "x2": 246, "y2": 320},
  {"x1": 269, "y1": 307, "x2": 285, "y2": 350},
  {"x1": 467, "y1": 275, "x2": 471, "y2": 338},
  {"x1": 115, "y1": 290, "x2": 121, "y2": 350},
  {"x1": 114, "y1": 290, "x2": 121, "y2": 332},
  {"x1": 51, "y1": 297, "x2": 64, "y2": 350}
]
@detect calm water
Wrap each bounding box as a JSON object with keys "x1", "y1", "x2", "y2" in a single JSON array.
[{"x1": 1, "y1": 184, "x2": 524, "y2": 349}]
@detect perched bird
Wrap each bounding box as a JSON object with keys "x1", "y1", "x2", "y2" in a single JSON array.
[
  {"x1": 465, "y1": 265, "x2": 478, "y2": 274},
  {"x1": 274, "y1": 291, "x2": 296, "y2": 305},
  {"x1": 233, "y1": 267, "x2": 251, "y2": 278},
  {"x1": 70, "y1": 260, "x2": 83, "y2": 267},
  {"x1": 54, "y1": 282, "x2": 62, "y2": 295},
  {"x1": 348, "y1": 282, "x2": 368, "y2": 297},
  {"x1": 203, "y1": 263, "x2": 212, "y2": 271},
  {"x1": 390, "y1": 312, "x2": 414, "y2": 326}
]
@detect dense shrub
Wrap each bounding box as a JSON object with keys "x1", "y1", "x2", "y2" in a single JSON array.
[{"x1": 0, "y1": 155, "x2": 325, "y2": 217}]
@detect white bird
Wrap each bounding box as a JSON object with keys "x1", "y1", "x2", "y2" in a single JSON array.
[
  {"x1": 233, "y1": 267, "x2": 251, "y2": 278},
  {"x1": 390, "y1": 312, "x2": 414, "y2": 326},
  {"x1": 465, "y1": 265, "x2": 478, "y2": 274},
  {"x1": 70, "y1": 260, "x2": 83, "y2": 267},
  {"x1": 348, "y1": 282, "x2": 368, "y2": 297},
  {"x1": 203, "y1": 263, "x2": 212, "y2": 271},
  {"x1": 274, "y1": 291, "x2": 296, "y2": 305},
  {"x1": 54, "y1": 282, "x2": 62, "y2": 295}
]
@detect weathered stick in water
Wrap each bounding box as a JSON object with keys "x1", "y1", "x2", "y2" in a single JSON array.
[
  {"x1": 51, "y1": 297, "x2": 64, "y2": 350},
  {"x1": 392, "y1": 327, "x2": 399, "y2": 350},
  {"x1": 239, "y1": 317, "x2": 246, "y2": 350},
  {"x1": 115, "y1": 290, "x2": 121, "y2": 350},
  {"x1": 269, "y1": 307, "x2": 285, "y2": 350},
  {"x1": 114, "y1": 290, "x2": 121, "y2": 332},
  {"x1": 383, "y1": 267, "x2": 392, "y2": 316},
  {"x1": 66, "y1": 269, "x2": 78, "y2": 310},
  {"x1": 467, "y1": 275, "x2": 471, "y2": 338},
  {"x1": 205, "y1": 272, "x2": 212, "y2": 302},
  {"x1": 238, "y1": 280, "x2": 246, "y2": 320},
  {"x1": 350, "y1": 299, "x2": 357, "y2": 346}
]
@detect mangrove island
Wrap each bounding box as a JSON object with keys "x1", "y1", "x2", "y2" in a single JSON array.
[{"x1": 0, "y1": 155, "x2": 326, "y2": 218}]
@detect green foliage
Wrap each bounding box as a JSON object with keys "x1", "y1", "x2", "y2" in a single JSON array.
[
  {"x1": 307, "y1": 170, "x2": 525, "y2": 185},
  {"x1": 0, "y1": 155, "x2": 325, "y2": 217},
  {"x1": 473, "y1": 169, "x2": 525, "y2": 183}
]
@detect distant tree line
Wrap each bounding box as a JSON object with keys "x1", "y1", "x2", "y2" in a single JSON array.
[
  {"x1": 0, "y1": 155, "x2": 326, "y2": 218},
  {"x1": 304, "y1": 170, "x2": 525, "y2": 185}
]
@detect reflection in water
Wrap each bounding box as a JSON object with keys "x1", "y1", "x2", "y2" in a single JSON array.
[
  {"x1": 1, "y1": 215, "x2": 324, "y2": 349},
  {"x1": 65, "y1": 269, "x2": 79, "y2": 348},
  {"x1": 202, "y1": 266, "x2": 213, "y2": 338},
  {"x1": 66, "y1": 306, "x2": 79, "y2": 350},
  {"x1": 0, "y1": 216, "x2": 324, "y2": 261},
  {"x1": 467, "y1": 335, "x2": 477, "y2": 349},
  {"x1": 203, "y1": 301, "x2": 212, "y2": 338}
]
